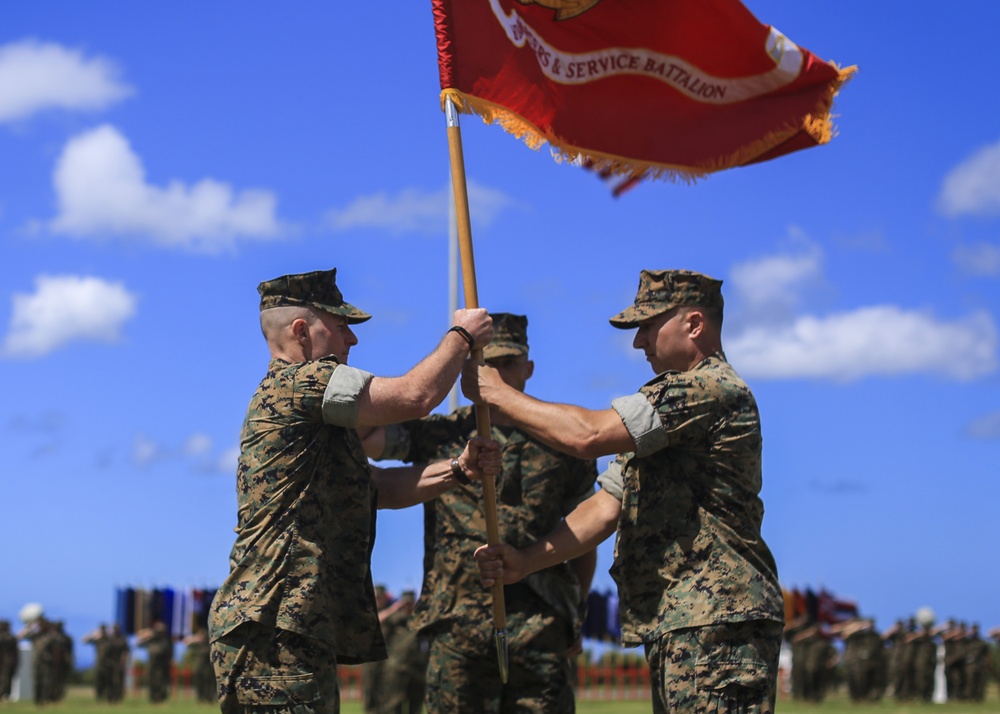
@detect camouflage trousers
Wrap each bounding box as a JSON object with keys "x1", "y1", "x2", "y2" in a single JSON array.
[
  {"x1": 377, "y1": 661, "x2": 425, "y2": 714},
  {"x1": 423, "y1": 604, "x2": 575, "y2": 713},
  {"x1": 645, "y1": 620, "x2": 782, "y2": 714},
  {"x1": 211, "y1": 623, "x2": 341, "y2": 714},
  {"x1": 33, "y1": 662, "x2": 57, "y2": 704},
  {"x1": 360, "y1": 660, "x2": 385, "y2": 713},
  {"x1": 1, "y1": 662, "x2": 14, "y2": 698},
  {"x1": 195, "y1": 661, "x2": 217, "y2": 703},
  {"x1": 148, "y1": 659, "x2": 171, "y2": 702},
  {"x1": 107, "y1": 665, "x2": 126, "y2": 702},
  {"x1": 845, "y1": 659, "x2": 882, "y2": 702}
]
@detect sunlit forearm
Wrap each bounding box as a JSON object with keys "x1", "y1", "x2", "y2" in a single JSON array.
[
  {"x1": 372, "y1": 461, "x2": 459, "y2": 509},
  {"x1": 487, "y1": 386, "x2": 633, "y2": 460},
  {"x1": 519, "y1": 489, "x2": 621, "y2": 575}
]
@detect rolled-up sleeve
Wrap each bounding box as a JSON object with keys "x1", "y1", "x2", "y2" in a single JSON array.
[
  {"x1": 379, "y1": 423, "x2": 412, "y2": 462},
  {"x1": 611, "y1": 392, "x2": 668, "y2": 458},
  {"x1": 596, "y1": 455, "x2": 627, "y2": 502},
  {"x1": 321, "y1": 365, "x2": 374, "y2": 427}
]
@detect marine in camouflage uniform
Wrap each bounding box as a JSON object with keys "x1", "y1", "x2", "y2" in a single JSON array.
[
  {"x1": 25, "y1": 619, "x2": 59, "y2": 704},
  {"x1": 838, "y1": 618, "x2": 885, "y2": 702},
  {"x1": 137, "y1": 622, "x2": 173, "y2": 703},
  {"x1": 792, "y1": 625, "x2": 834, "y2": 703},
  {"x1": 377, "y1": 592, "x2": 427, "y2": 714},
  {"x1": 183, "y1": 631, "x2": 216, "y2": 703},
  {"x1": 882, "y1": 619, "x2": 907, "y2": 698},
  {"x1": 0, "y1": 620, "x2": 19, "y2": 701},
  {"x1": 105, "y1": 623, "x2": 130, "y2": 703},
  {"x1": 208, "y1": 268, "x2": 497, "y2": 714},
  {"x1": 470, "y1": 270, "x2": 785, "y2": 714},
  {"x1": 906, "y1": 624, "x2": 937, "y2": 702},
  {"x1": 940, "y1": 621, "x2": 967, "y2": 700},
  {"x1": 963, "y1": 624, "x2": 990, "y2": 702},
  {"x1": 366, "y1": 313, "x2": 598, "y2": 713},
  {"x1": 48, "y1": 621, "x2": 73, "y2": 702},
  {"x1": 784, "y1": 617, "x2": 810, "y2": 701},
  {"x1": 990, "y1": 627, "x2": 1000, "y2": 696},
  {"x1": 361, "y1": 586, "x2": 392, "y2": 714},
  {"x1": 83, "y1": 624, "x2": 111, "y2": 701},
  {"x1": 893, "y1": 619, "x2": 918, "y2": 700}
]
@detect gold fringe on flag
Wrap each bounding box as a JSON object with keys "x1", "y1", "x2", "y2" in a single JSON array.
[{"x1": 441, "y1": 63, "x2": 856, "y2": 185}]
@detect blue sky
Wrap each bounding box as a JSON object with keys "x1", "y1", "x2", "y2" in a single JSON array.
[{"x1": 2, "y1": 2, "x2": 998, "y2": 666}]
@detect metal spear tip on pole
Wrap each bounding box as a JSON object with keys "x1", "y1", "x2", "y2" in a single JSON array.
[{"x1": 494, "y1": 628, "x2": 509, "y2": 684}]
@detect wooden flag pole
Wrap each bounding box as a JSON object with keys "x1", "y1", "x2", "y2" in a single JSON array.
[{"x1": 444, "y1": 96, "x2": 509, "y2": 683}]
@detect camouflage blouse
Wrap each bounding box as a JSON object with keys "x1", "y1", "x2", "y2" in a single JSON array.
[
  {"x1": 602, "y1": 353, "x2": 783, "y2": 646},
  {"x1": 209, "y1": 357, "x2": 385, "y2": 664},
  {"x1": 383, "y1": 407, "x2": 597, "y2": 645}
]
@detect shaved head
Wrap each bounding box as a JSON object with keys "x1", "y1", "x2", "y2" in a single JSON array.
[
  {"x1": 259, "y1": 305, "x2": 358, "y2": 363},
  {"x1": 260, "y1": 305, "x2": 318, "y2": 344}
]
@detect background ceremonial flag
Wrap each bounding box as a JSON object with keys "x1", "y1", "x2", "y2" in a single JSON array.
[{"x1": 433, "y1": 0, "x2": 855, "y2": 183}]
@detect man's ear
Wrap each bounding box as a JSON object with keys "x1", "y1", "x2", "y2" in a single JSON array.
[
  {"x1": 291, "y1": 318, "x2": 310, "y2": 343},
  {"x1": 525, "y1": 359, "x2": 535, "y2": 380},
  {"x1": 687, "y1": 309, "x2": 705, "y2": 338}
]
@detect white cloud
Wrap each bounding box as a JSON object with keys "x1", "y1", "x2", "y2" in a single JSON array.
[
  {"x1": 132, "y1": 432, "x2": 236, "y2": 473},
  {"x1": 727, "y1": 306, "x2": 997, "y2": 381},
  {"x1": 832, "y1": 227, "x2": 889, "y2": 253},
  {"x1": 0, "y1": 39, "x2": 132, "y2": 122},
  {"x1": 729, "y1": 246, "x2": 823, "y2": 315},
  {"x1": 467, "y1": 181, "x2": 516, "y2": 228},
  {"x1": 215, "y1": 446, "x2": 240, "y2": 474},
  {"x1": 328, "y1": 187, "x2": 443, "y2": 235},
  {"x1": 937, "y1": 138, "x2": 1000, "y2": 217},
  {"x1": 3, "y1": 274, "x2": 137, "y2": 358},
  {"x1": 49, "y1": 124, "x2": 285, "y2": 252},
  {"x1": 133, "y1": 434, "x2": 161, "y2": 469},
  {"x1": 326, "y1": 180, "x2": 516, "y2": 235},
  {"x1": 965, "y1": 411, "x2": 1000, "y2": 440},
  {"x1": 953, "y1": 241, "x2": 1000, "y2": 277},
  {"x1": 190, "y1": 435, "x2": 240, "y2": 474},
  {"x1": 719, "y1": 245, "x2": 999, "y2": 381},
  {"x1": 184, "y1": 433, "x2": 213, "y2": 457}
]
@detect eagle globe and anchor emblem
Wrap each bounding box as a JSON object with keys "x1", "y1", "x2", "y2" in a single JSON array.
[{"x1": 517, "y1": 0, "x2": 602, "y2": 21}]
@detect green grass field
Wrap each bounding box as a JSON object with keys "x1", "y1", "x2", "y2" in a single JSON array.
[{"x1": 3, "y1": 685, "x2": 999, "y2": 714}]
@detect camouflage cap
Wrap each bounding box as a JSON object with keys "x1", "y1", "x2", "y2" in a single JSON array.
[
  {"x1": 257, "y1": 268, "x2": 371, "y2": 324},
  {"x1": 483, "y1": 313, "x2": 528, "y2": 360},
  {"x1": 609, "y1": 269, "x2": 723, "y2": 329}
]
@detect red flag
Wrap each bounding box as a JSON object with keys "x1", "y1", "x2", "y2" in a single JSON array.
[
  {"x1": 433, "y1": 0, "x2": 855, "y2": 183},
  {"x1": 817, "y1": 588, "x2": 859, "y2": 624}
]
